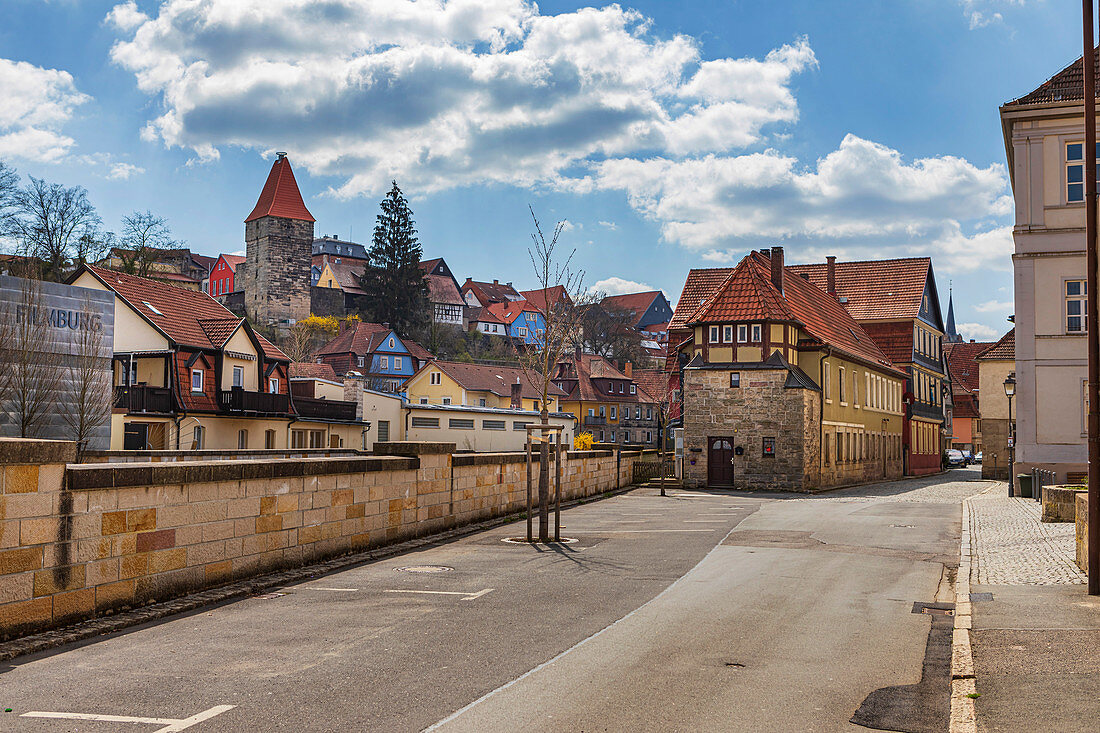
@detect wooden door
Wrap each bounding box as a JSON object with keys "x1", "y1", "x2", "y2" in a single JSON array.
[{"x1": 708, "y1": 436, "x2": 735, "y2": 486}]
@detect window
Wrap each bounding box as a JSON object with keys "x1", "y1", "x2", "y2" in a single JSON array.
[
  {"x1": 231, "y1": 365, "x2": 244, "y2": 388},
  {"x1": 513, "y1": 421, "x2": 532, "y2": 431},
  {"x1": 610, "y1": 406, "x2": 617, "y2": 419},
  {"x1": 610, "y1": 431, "x2": 616, "y2": 442},
  {"x1": 442, "y1": 397, "x2": 451, "y2": 405},
  {"x1": 1066, "y1": 142, "x2": 1100, "y2": 202},
  {"x1": 394, "y1": 357, "x2": 402, "y2": 370},
  {"x1": 237, "y1": 429, "x2": 248, "y2": 449},
  {"x1": 269, "y1": 377, "x2": 278, "y2": 393},
  {"x1": 449, "y1": 418, "x2": 474, "y2": 429},
  {"x1": 265, "y1": 429, "x2": 276, "y2": 449},
  {"x1": 479, "y1": 398, "x2": 486, "y2": 407},
  {"x1": 419, "y1": 397, "x2": 429, "y2": 404},
  {"x1": 517, "y1": 327, "x2": 528, "y2": 337},
  {"x1": 762, "y1": 437, "x2": 776, "y2": 456},
  {"x1": 377, "y1": 420, "x2": 390, "y2": 442},
  {"x1": 646, "y1": 407, "x2": 652, "y2": 419},
  {"x1": 618, "y1": 383, "x2": 624, "y2": 393},
  {"x1": 646, "y1": 431, "x2": 652, "y2": 442},
  {"x1": 430, "y1": 371, "x2": 442, "y2": 385},
  {"x1": 824, "y1": 365, "x2": 830, "y2": 399},
  {"x1": 411, "y1": 416, "x2": 439, "y2": 428},
  {"x1": 635, "y1": 407, "x2": 641, "y2": 418},
  {"x1": 824, "y1": 434, "x2": 830, "y2": 465},
  {"x1": 751, "y1": 324, "x2": 762, "y2": 342},
  {"x1": 853, "y1": 374, "x2": 859, "y2": 408},
  {"x1": 388, "y1": 337, "x2": 395, "y2": 348},
  {"x1": 723, "y1": 325, "x2": 734, "y2": 343},
  {"x1": 838, "y1": 367, "x2": 846, "y2": 403},
  {"x1": 730, "y1": 372, "x2": 740, "y2": 388},
  {"x1": 630, "y1": 384, "x2": 636, "y2": 395},
  {"x1": 192, "y1": 425, "x2": 205, "y2": 450},
  {"x1": 191, "y1": 369, "x2": 204, "y2": 393},
  {"x1": 357, "y1": 356, "x2": 365, "y2": 368},
  {"x1": 380, "y1": 356, "x2": 389, "y2": 369},
  {"x1": 709, "y1": 325, "x2": 720, "y2": 343},
  {"x1": 737, "y1": 324, "x2": 748, "y2": 343},
  {"x1": 588, "y1": 408, "x2": 595, "y2": 417},
  {"x1": 1067, "y1": 279, "x2": 1088, "y2": 333},
  {"x1": 483, "y1": 419, "x2": 506, "y2": 431},
  {"x1": 599, "y1": 405, "x2": 606, "y2": 417}
]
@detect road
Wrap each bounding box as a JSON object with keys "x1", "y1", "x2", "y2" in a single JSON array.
[{"x1": 0, "y1": 469, "x2": 988, "y2": 732}]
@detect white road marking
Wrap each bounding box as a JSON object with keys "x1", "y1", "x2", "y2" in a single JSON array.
[
  {"x1": 298, "y1": 587, "x2": 358, "y2": 592},
  {"x1": 601, "y1": 529, "x2": 716, "y2": 533},
  {"x1": 621, "y1": 513, "x2": 661, "y2": 516},
  {"x1": 423, "y1": 523, "x2": 744, "y2": 731},
  {"x1": 384, "y1": 588, "x2": 494, "y2": 601},
  {"x1": 22, "y1": 705, "x2": 235, "y2": 732},
  {"x1": 684, "y1": 520, "x2": 728, "y2": 523}
]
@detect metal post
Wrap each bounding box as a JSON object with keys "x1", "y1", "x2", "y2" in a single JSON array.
[
  {"x1": 1008, "y1": 394, "x2": 1015, "y2": 496},
  {"x1": 554, "y1": 434, "x2": 562, "y2": 542},
  {"x1": 1086, "y1": 0, "x2": 1100, "y2": 595},
  {"x1": 526, "y1": 435, "x2": 533, "y2": 543}
]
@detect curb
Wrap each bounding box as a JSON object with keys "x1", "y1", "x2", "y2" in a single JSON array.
[
  {"x1": 949, "y1": 495, "x2": 978, "y2": 733},
  {"x1": 0, "y1": 483, "x2": 639, "y2": 663}
]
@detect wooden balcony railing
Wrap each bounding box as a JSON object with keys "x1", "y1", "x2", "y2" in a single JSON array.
[
  {"x1": 293, "y1": 396, "x2": 358, "y2": 422},
  {"x1": 114, "y1": 385, "x2": 174, "y2": 414},
  {"x1": 218, "y1": 387, "x2": 290, "y2": 415}
]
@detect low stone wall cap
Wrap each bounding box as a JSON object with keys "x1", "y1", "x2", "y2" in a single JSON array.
[
  {"x1": 0, "y1": 437, "x2": 77, "y2": 466},
  {"x1": 372, "y1": 442, "x2": 457, "y2": 456}
]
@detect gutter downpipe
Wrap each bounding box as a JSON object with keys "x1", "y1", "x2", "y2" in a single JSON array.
[
  {"x1": 169, "y1": 351, "x2": 188, "y2": 450},
  {"x1": 819, "y1": 346, "x2": 831, "y2": 487}
]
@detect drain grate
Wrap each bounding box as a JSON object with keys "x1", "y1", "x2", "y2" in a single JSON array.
[
  {"x1": 970, "y1": 592, "x2": 994, "y2": 602},
  {"x1": 395, "y1": 565, "x2": 453, "y2": 574},
  {"x1": 911, "y1": 601, "x2": 955, "y2": 616}
]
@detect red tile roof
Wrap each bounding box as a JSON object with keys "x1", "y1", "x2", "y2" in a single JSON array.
[
  {"x1": 322, "y1": 259, "x2": 367, "y2": 294},
  {"x1": 424, "y1": 272, "x2": 465, "y2": 306},
  {"x1": 669, "y1": 268, "x2": 733, "y2": 330},
  {"x1": 953, "y1": 392, "x2": 980, "y2": 420},
  {"x1": 289, "y1": 362, "x2": 339, "y2": 381},
  {"x1": 462, "y1": 279, "x2": 521, "y2": 306},
  {"x1": 631, "y1": 368, "x2": 669, "y2": 404},
  {"x1": 600, "y1": 291, "x2": 661, "y2": 327},
  {"x1": 403, "y1": 339, "x2": 434, "y2": 363},
  {"x1": 673, "y1": 253, "x2": 903, "y2": 375},
  {"x1": 421, "y1": 360, "x2": 566, "y2": 400},
  {"x1": 553, "y1": 354, "x2": 655, "y2": 403},
  {"x1": 976, "y1": 329, "x2": 1015, "y2": 361},
  {"x1": 860, "y1": 321, "x2": 915, "y2": 365},
  {"x1": 314, "y1": 321, "x2": 394, "y2": 357},
  {"x1": 217, "y1": 254, "x2": 246, "y2": 272},
  {"x1": 520, "y1": 286, "x2": 572, "y2": 313},
  {"x1": 943, "y1": 341, "x2": 994, "y2": 394},
  {"x1": 786, "y1": 257, "x2": 931, "y2": 321},
  {"x1": 468, "y1": 306, "x2": 504, "y2": 324},
  {"x1": 245, "y1": 155, "x2": 315, "y2": 223},
  {"x1": 485, "y1": 299, "x2": 538, "y2": 325},
  {"x1": 82, "y1": 265, "x2": 289, "y2": 360},
  {"x1": 1004, "y1": 49, "x2": 1100, "y2": 106}
]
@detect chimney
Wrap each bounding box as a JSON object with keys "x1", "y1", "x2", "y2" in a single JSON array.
[
  {"x1": 624, "y1": 361, "x2": 633, "y2": 378},
  {"x1": 510, "y1": 379, "x2": 523, "y2": 410},
  {"x1": 826, "y1": 256, "x2": 836, "y2": 296},
  {"x1": 338, "y1": 319, "x2": 350, "y2": 335},
  {"x1": 770, "y1": 246, "x2": 784, "y2": 294},
  {"x1": 493, "y1": 279, "x2": 499, "y2": 285}
]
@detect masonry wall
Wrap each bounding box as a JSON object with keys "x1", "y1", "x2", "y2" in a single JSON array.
[
  {"x1": 0, "y1": 439, "x2": 648, "y2": 639},
  {"x1": 242, "y1": 216, "x2": 313, "y2": 326}
]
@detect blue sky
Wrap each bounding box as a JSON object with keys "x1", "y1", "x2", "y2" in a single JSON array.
[{"x1": 0, "y1": 0, "x2": 1081, "y2": 341}]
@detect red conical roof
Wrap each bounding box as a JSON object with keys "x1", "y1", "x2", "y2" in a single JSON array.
[{"x1": 245, "y1": 155, "x2": 315, "y2": 223}]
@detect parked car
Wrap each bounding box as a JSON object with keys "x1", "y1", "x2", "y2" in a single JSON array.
[
  {"x1": 945, "y1": 449, "x2": 966, "y2": 467},
  {"x1": 960, "y1": 450, "x2": 974, "y2": 465},
  {"x1": 974, "y1": 451, "x2": 983, "y2": 464}
]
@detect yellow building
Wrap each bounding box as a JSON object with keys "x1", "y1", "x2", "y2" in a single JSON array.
[
  {"x1": 669, "y1": 247, "x2": 906, "y2": 490},
  {"x1": 551, "y1": 355, "x2": 660, "y2": 447},
  {"x1": 403, "y1": 360, "x2": 565, "y2": 413}
]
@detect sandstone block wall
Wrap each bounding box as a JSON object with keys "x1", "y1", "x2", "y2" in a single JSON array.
[
  {"x1": 0, "y1": 439, "x2": 649, "y2": 639},
  {"x1": 1043, "y1": 486, "x2": 1085, "y2": 523},
  {"x1": 242, "y1": 216, "x2": 313, "y2": 325}
]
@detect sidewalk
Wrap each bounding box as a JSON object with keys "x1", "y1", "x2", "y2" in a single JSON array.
[{"x1": 963, "y1": 484, "x2": 1100, "y2": 732}]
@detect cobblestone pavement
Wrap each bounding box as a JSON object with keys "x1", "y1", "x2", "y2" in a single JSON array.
[
  {"x1": 790, "y1": 468, "x2": 994, "y2": 504},
  {"x1": 968, "y1": 484, "x2": 1086, "y2": 585}
]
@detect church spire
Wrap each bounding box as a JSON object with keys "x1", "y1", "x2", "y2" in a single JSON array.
[
  {"x1": 944, "y1": 284, "x2": 962, "y2": 343},
  {"x1": 244, "y1": 152, "x2": 315, "y2": 223}
]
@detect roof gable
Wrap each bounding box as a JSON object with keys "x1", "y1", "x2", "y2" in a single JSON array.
[
  {"x1": 976, "y1": 328, "x2": 1015, "y2": 361},
  {"x1": 1005, "y1": 49, "x2": 1100, "y2": 106},
  {"x1": 414, "y1": 360, "x2": 566, "y2": 400},
  {"x1": 245, "y1": 155, "x2": 315, "y2": 223},
  {"x1": 786, "y1": 257, "x2": 932, "y2": 322}
]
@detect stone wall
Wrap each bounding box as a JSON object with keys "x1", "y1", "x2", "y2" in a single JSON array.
[
  {"x1": 241, "y1": 216, "x2": 313, "y2": 326},
  {"x1": 0, "y1": 439, "x2": 649, "y2": 639},
  {"x1": 682, "y1": 367, "x2": 817, "y2": 491},
  {"x1": 981, "y1": 418, "x2": 1011, "y2": 480},
  {"x1": 1077, "y1": 492, "x2": 1089, "y2": 574},
  {"x1": 310, "y1": 285, "x2": 345, "y2": 318},
  {"x1": 1042, "y1": 486, "x2": 1085, "y2": 523}
]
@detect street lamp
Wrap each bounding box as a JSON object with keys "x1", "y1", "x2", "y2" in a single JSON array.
[{"x1": 1004, "y1": 373, "x2": 1016, "y2": 494}]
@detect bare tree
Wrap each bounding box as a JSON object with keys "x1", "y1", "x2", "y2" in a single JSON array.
[
  {"x1": 10, "y1": 176, "x2": 106, "y2": 280},
  {"x1": 579, "y1": 301, "x2": 647, "y2": 364},
  {"x1": 516, "y1": 207, "x2": 593, "y2": 542},
  {"x1": 117, "y1": 210, "x2": 179, "y2": 277},
  {"x1": 0, "y1": 276, "x2": 65, "y2": 437},
  {"x1": 279, "y1": 314, "x2": 341, "y2": 363},
  {"x1": 0, "y1": 160, "x2": 18, "y2": 240},
  {"x1": 61, "y1": 294, "x2": 112, "y2": 460}
]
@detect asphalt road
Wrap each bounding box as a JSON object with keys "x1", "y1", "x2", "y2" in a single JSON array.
[{"x1": 0, "y1": 474, "x2": 976, "y2": 732}]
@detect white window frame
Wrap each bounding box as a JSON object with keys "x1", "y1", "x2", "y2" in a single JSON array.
[
  {"x1": 419, "y1": 397, "x2": 429, "y2": 404},
  {"x1": 388, "y1": 337, "x2": 395, "y2": 348},
  {"x1": 191, "y1": 368, "x2": 204, "y2": 393},
  {"x1": 394, "y1": 356, "x2": 402, "y2": 370},
  {"x1": 357, "y1": 356, "x2": 365, "y2": 368},
  {"x1": 751, "y1": 324, "x2": 762, "y2": 342},
  {"x1": 737, "y1": 324, "x2": 748, "y2": 343},
  {"x1": 838, "y1": 366, "x2": 846, "y2": 404},
  {"x1": 237, "y1": 429, "x2": 248, "y2": 449},
  {"x1": 1067, "y1": 279, "x2": 1087, "y2": 334},
  {"x1": 442, "y1": 397, "x2": 451, "y2": 405},
  {"x1": 630, "y1": 384, "x2": 636, "y2": 394},
  {"x1": 517, "y1": 327, "x2": 528, "y2": 337},
  {"x1": 610, "y1": 406, "x2": 617, "y2": 419},
  {"x1": 430, "y1": 371, "x2": 442, "y2": 385},
  {"x1": 709, "y1": 325, "x2": 720, "y2": 343},
  {"x1": 723, "y1": 325, "x2": 733, "y2": 343},
  {"x1": 268, "y1": 377, "x2": 278, "y2": 393},
  {"x1": 232, "y1": 365, "x2": 244, "y2": 388},
  {"x1": 380, "y1": 356, "x2": 389, "y2": 369}
]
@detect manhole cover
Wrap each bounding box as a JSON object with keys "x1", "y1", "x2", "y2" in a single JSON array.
[
  {"x1": 501, "y1": 536, "x2": 579, "y2": 545},
  {"x1": 395, "y1": 565, "x2": 453, "y2": 574},
  {"x1": 254, "y1": 592, "x2": 286, "y2": 599},
  {"x1": 911, "y1": 601, "x2": 955, "y2": 616}
]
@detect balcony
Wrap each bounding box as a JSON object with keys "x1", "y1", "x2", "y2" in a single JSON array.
[
  {"x1": 294, "y1": 396, "x2": 358, "y2": 422},
  {"x1": 114, "y1": 385, "x2": 174, "y2": 414},
  {"x1": 584, "y1": 415, "x2": 607, "y2": 426},
  {"x1": 219, "y1": 387, "x2": 290, "y2": 415}
]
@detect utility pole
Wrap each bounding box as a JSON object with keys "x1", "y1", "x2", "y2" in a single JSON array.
[{"x1": 1084, "y1": 0, "x2": 1100, "y2": 596}]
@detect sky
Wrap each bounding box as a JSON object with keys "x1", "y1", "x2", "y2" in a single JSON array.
[{"x1": 0, "y1": 0, "x2": 1083, "y2": 342}]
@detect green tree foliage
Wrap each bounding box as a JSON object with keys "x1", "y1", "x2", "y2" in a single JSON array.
[{"x1": 358, "y1": 182, "x2": 430, "y2": 336}]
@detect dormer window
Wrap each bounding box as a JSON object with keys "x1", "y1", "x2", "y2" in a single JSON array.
[
  {"x1": 722, "y1": 325, "x2": 733, "y2": 343},
  {"x1": 751, "y1": 324, "x2": 762, "y2": 342},
  {"x1": 709, "y1": 326, "x2": 720, "y2": 343},
  {"x1": 737, "y1": 325, "x2": 748, "y2": 343}
]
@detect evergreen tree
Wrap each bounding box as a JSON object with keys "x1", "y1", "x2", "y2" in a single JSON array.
[{"x1": 358, "y1": 182, "x2": 430, "y2": 335}]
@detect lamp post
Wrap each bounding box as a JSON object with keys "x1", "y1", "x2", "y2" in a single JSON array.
[{"x1": 1004, "y1": 373, "x2": 1016, "y2": 494}]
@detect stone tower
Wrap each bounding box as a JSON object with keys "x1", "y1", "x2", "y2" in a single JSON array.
[{"x1": 240, "y1": 153, "x2": 315, "y2": 326}]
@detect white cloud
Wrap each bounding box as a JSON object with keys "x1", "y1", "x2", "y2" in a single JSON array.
[
  {"x1": 959, "y1": 1, "x2": 1024, "y2": 30},
  {"x1": 0, "y1": 57, "x2": 90, "y2": 163},
  {"x1": 958, "y1": 322, "x2": 1000, "y2": 341},
  {"x1": 597, "y1": 220, "x2": 618, "y2": 230},
  {"x1": 974, "y1": 299, "x2": 1013, "y2": 313},
  {"x1": 592, "y1": 276, "x2": 652, "y2": 296},
  {"x1": 106, "y1": 1, "x2": 813, "y2": 193},
  {"x1": 107, "y1": 162, "x2": 145, "y2": 180}
]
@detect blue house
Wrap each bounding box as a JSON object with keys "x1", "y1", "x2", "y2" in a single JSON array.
[
  {"x1": 313, "y1": 321, "x2": 433, "y2": 392},
  {"x1": 486, "y1": 300, "x2": 546, "y2": 347}
]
